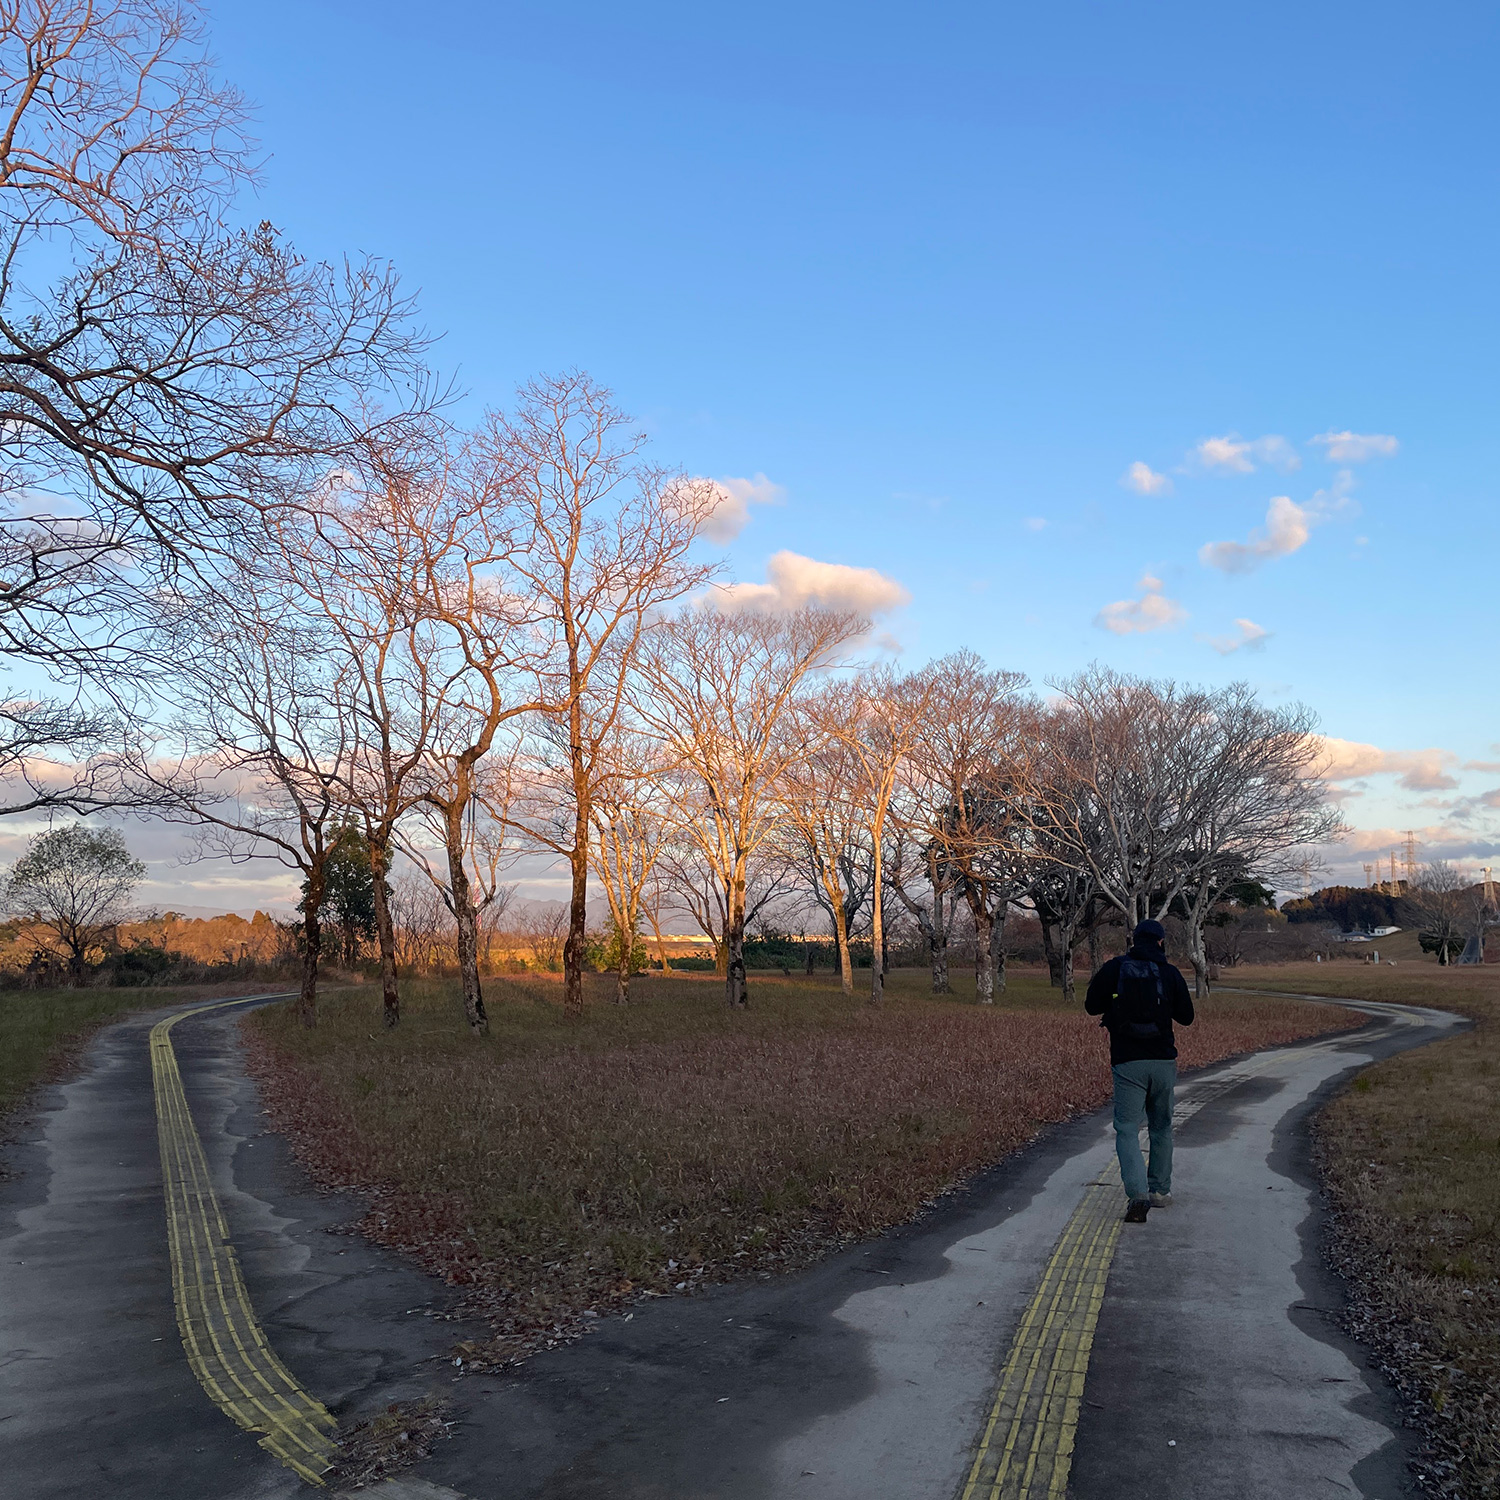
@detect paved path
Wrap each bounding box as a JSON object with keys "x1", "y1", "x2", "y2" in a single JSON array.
[{"x1": 0, "y1": 991, "x2": 1462, "y2": 1498}]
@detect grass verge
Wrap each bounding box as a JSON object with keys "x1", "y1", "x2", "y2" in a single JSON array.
[
  {"x1": 0, "y1": 981, "x2": 295, "y2": 1128},
  {"x1": 1231, "y1": 960, "x2": 1499, "y2": 1499},
  {"x1": 244, "y1": 966, "x2": 1355, "y2": 1368}
]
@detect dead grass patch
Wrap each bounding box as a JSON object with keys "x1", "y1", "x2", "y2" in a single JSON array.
[
  {"x1": 329, "y1": 1395, "x2": 452, "y2": 1490},
  {"x1": 244, "y1": 968, "x2": 1355, "y2": 1368}
]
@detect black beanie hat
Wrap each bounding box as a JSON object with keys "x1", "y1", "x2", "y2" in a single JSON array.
[{"x1": 1133, "y1": 919, "x2": 1166, "y2": 946}]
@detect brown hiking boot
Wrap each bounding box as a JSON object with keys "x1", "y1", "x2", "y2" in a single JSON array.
[{"x1": 1124, "y1": 1199, "x2": 1151, "y2": 1223}]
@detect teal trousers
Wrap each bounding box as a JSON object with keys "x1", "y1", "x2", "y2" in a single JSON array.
[{"x1": 1112, "y1": 1058, "x2": 1176, "y2": 1201}]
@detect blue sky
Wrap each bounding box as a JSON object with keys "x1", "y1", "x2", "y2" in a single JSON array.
[{"x1": 79, "y1": 1, "x2": 1500, "y2": 908}]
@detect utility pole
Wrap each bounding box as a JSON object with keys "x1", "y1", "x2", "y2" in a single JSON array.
[
  {"x1": 1403, "y1": 831, "x2": 1418, "y2": 886},
  {"x1": 1362, "y1": 862, "x2": 1375, "y2": 887}
]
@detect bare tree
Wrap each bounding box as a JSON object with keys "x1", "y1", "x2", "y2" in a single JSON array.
[
  {"x1": 141, "y1": 591, "x2": 351, "y2": 1026},
  {"x1": 654, "y1": 830, "x2": 798, "y2": 976},
  {"x1": 885, "y1": 817, "x2": 960, "y2": 992},
  {"x1": 817, "y1": 667, "x2": 936, "y2": 1005},
  {"x1": 516, "y1": 900, "x2": 569, "y2": 972},
  {"x1": 1414, "y1": 861, "x2": 1468, "y2": 965},
  {"x1": 587, "y1": 727, "x2": 681, "y2": 1003},
  {"x1": 635, "y1": 604, "x2": 868, "y2": 1007},
  {"x1": 777, "y1": 720, "x2": 869, "y2": 994},
  {"x1": 1167, "y1": 689, "x2": 1341, "y2": 996},
  {"x1": 0, "y1": 2, "x2": 428, "y2": 780},
  {"x1": 392, "y1": 446, "x2": 546, "y2": 1035},
  {"x1": 485, "y1": 373, "x2": 716, "y2": 1014},
  {"x1": 402, "y1": 755, "x2": 521, "y2": 997},
  {"x1": 1035, "y1": 669, "x2": 1214, "y2": 931},
  {"x1": 905, "y1": 651, "x2": 1031, "y2": 1004},
  {"x1": 265, "y1": 435, "x2": 455, "y2": 1026},
  {"x1": 387, "y1": 873, "x2": 452, "y2": 973}
]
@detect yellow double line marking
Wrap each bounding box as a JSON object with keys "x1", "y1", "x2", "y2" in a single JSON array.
[
  {"x1": 150, "y1": 997, "x2": 338, "y2": 1487},
  {"x1": 959, "y1": 1166, "x2": 1122, "y2": 1500},
  {"x1": 960, "y1": 1045, "x2": 1317, "y2": 1500}
]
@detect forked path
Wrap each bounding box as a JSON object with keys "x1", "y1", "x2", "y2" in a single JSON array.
[{"x1": 0, "y1": 991, "x2": 1462, "y2": 1499}]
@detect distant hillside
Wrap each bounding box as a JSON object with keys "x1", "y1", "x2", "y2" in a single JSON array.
[{"x1": 1281, "y1": 885, "x2": 1421, "y2": 931}]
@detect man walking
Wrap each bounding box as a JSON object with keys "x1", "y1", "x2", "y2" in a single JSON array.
[{"x1": 1085, "y1": 919, "x2": 1195, "y2": 1223}]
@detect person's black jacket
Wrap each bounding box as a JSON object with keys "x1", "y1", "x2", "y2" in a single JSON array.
[{"x1": 1084, "y1": 943, "x2": 1195, "y2": 1064}]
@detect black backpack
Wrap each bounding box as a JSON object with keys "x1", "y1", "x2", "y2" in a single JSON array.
[{"x1": 1107, "y1": 957, "x2": 1171, "y2": 1040}]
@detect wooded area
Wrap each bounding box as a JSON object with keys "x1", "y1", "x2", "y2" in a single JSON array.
[{"x1": 0, "y1": 3, "x2": 1345, "y2": 1032}]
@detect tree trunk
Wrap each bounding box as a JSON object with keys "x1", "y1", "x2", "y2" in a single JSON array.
[
  {"x1": 645, "y1": 907, "x2": 675, "y2": 975},
  {"x1": 804, "y1": 941, "x2": 815, "y2": 975},
  {"x1": 616, "y1": 948, "x2": 630, "y2": 1004},
  {"x1": 1087, "y1": 926, "x2": 1100, "y2": 976},
  {"x1": 369, "y1": 835, "x2": 399, "y2": 1029},
  {"x1": 833, "y1": 902, "x2": 853, "y2": 995},
  {"x1": 973, "y1": 904, "x2": 994, "y2": 1004},
  {"x1": 1060, "y1": 938, "x2": 1076, "y2": 1004},
  {"x1": 1188, "y1": 919, "x2": 1210, "y2": 999},
  {"x1": 562, "y1": 835, "x2": 589, "y2": 1015},
  {"x1": 1040, "y1": 918, "x2": 1061, "y2": 988},
  {"x1": 930, "y1": 884, "x2": 950, "y2": 993},
  {"x1": 991, "y1": 908, "x2": 1007, "y2": 995},
  {"x1": 869, "y1": 838, "x2": 885, "y2": 1006},
  {"x1": 725, "y1": 872, "x2": 749, "y2": 1008},
  {"x1": 443, "y1": 803, "x2": 487, "y2": 1035},
  {"x1": 299, "y1": 865, "x2": 324, "y2": 1029}
]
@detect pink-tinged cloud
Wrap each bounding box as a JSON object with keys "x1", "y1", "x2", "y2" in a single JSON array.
[
  {"x1": 1206, "y1": 618, "x2": 1271, "y2": 655},
  {"x1": 1199, "y1": 496, "x2": 1310, "y2": 573},
  {"x1": 1094, "y1": 574, "x2": 1187, "y2": 635},
  {"x1": 1192, "y1": 433, "x2": 1301, "y2": 474},
  {"x1": 1316, "y1": 736, "x2": 1462, "y2": 792},
  {"x1": 1310, "y1": 431, "x2": 1398, "y2": 463},
  {"x1": 699, "y1": 472, "x2": 787, "y2": 543},
  {"x1": 712, "y1": 550, "x2": 910, "y2": 616},
  {"x1": 1121, "y1": 461, "x2": 1172, "y2": 496}
]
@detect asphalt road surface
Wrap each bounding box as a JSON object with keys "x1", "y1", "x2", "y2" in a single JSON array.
[{"x1": 0, "y1": 990, "x2": 1462, "y2": 1499}]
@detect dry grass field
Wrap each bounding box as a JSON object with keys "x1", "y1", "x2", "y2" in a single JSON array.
[
  {"x1": 244, "y1": 966, "x2": 1356, "y2": 1366},
  {"x1": 1232, "y1": 953, "x2": 1499, "y2": 1499}
]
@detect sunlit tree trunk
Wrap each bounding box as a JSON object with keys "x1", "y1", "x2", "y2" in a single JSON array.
[
  {"x1": 442, "y1": 799, "x2": 487, "y2": 1034},
  {"x1": 299, "y1": 863, "x2": 325, "y2": 1029},
  {"x1": 725, "y1": 867, "x2": 749, "y2": 1008},
  {"x1": 369, "y1": 835, "x2": 400, "y2": 1028},
  {"x1": 833, "y1": 901, "x2": 853, "y2": 994},
  {"x1": 972, "y1": 902, "x2": 994, "y2": 1004}
]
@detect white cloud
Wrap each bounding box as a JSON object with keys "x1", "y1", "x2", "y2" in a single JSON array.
[
  {"x1": 1192, "y1": 433, "x2": 1301, "y2": 474},
  {"x1": 1198, "y1": 495, "x2": 1311, "y2": 573},
  {"x1": 1094, "y1": 573, "x2": 1187, "y2": 636},
  {"x1": 712, "y1": 550, "x2": 911, "y2": 617},
  {"x1": 1311, "y1": 430, "x2": 1398, "y2": 463},
  {"x1": 1023, "y1": 516, "x2": 1048, "y2": 532},
  {"x1": 699, "y1": 472, "x2": 786, "y2": 544},
  {"x1": 1316, "y1": 737, "x2": 1461, "y2": 792},
  {"x1": 1206, "y1": 618, "x2": 1271, "y2": 655},
  {"x1": 1122, "y1": 461, "x2": 1173, "y2": 496}
]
